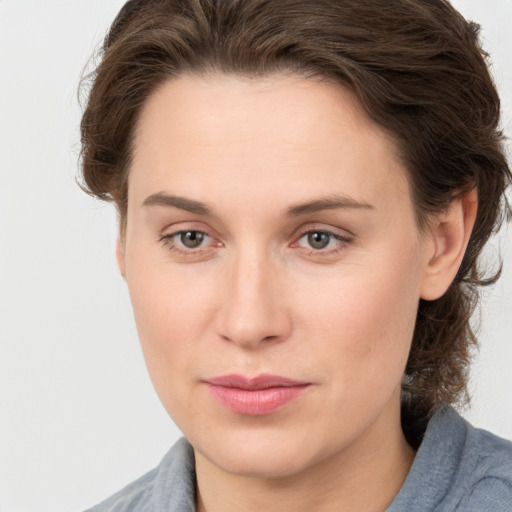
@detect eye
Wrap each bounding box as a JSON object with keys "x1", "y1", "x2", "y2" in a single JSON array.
[
  {"x1": 159, "y1": 229, "x2": 215, "y2": 254},
  {"x1": 305, "y1": 232, "x2": 331, "y2": 250},
  {"x1": 295, "y1": 229, "x2": 351, "y2": 253},
  {"x1": 178, "y1": 230, "x2": 206, "y2": 249}
]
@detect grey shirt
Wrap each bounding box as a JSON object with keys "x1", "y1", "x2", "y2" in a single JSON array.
[{"x1": 85, "y1": 406, "x2": 512, "y2": 511}]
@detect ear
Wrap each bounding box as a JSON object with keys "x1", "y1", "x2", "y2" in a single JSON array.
[
  {"x1": 420, "y1": 188, "x2": 478, "y2": 301},
  {"x1": 116, "y1": 237, "x2": 126, "y2": 278}
]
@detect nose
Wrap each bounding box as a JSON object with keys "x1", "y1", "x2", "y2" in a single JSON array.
[{"x1": 215, "y1": 251, "x2": 292, "y2": 349}]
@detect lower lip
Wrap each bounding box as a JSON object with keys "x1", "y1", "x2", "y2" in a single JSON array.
[{"x1": 206, "y1": 384, "x2": 310, "y2": 416}]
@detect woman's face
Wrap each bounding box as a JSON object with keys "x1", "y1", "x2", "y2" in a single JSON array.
[{"x1": 120, "y1": 74, "x2": 434, "y2": 477}]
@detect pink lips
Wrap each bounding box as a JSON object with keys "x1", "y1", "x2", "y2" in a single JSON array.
[{"x1": 204, "y1": 374, "x2": 311, "y2": 416}]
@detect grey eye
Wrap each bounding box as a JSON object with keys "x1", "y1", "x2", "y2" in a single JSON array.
[
  {"x1": 180, "y1": 231, "x2": 205, "y2": 248},
  {"x1": 307, "y1": 232, "x2": 330, "y2": 249}
]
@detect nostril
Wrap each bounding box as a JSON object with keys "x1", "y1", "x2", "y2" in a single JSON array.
[{"x1": 217, "y1": 316, "x2": 292, "y2": 349}]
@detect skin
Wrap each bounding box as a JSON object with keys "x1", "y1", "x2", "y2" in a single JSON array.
[{"x1": 117, "y1": 73, "x2": 477, "y2": 511}]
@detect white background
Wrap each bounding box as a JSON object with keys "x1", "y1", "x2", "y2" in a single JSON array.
[{"x1": 0, "y1": 1, "x2": 511, "y2": 511}]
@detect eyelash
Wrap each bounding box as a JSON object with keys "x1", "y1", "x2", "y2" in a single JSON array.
[
  {"x1": 158, "y1": 227, "x2": 353, "y2": 257},
  {"x1": 158, "y1": 230, "x2": 215, "y2": 257},
  {"x1": 293, "y1": 229, "x2": 352, "y2": 255}
]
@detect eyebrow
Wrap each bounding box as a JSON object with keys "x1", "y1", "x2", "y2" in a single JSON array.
[
  {"x1": 286, "y1": 195, "x2": 375, "y2": 217},
  {"x1": 141, "y1": 192, "x2": 374, "y2": 217},
  {"x1": 142, "y1": 193, "x2": 212, "y2": 215}
]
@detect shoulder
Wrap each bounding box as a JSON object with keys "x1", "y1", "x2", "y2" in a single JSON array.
[
  {"x1": 465, "y1": 421, "x2": 512, "y2": 477},
  {"x1": 84, "y1": 438, "x2": 196, "y2": 512},
  {"x1": 84, "y1": 467, "x2": 157, "y2": 512},
  {"x1": 388, "y1": 406, "x2": 512, "y2": 512},
  {"x1": 456, "y1": 476, "x2": 512, "y2": 511},
  {"x1": 453, "y1": 420, "x2": 512, "y2": 511}
]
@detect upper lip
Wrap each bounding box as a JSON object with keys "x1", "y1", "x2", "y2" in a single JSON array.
[{"x1": 204, "y1": 374, "x2": 310, "y2": 390}]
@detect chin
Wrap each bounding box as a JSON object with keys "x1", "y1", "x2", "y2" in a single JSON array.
[
  {"x1": 192, "y1": 425, "x2": 327, "y2": 479},
  {"x1": 211, "y1": 447, "x2": 311, "y2": 478}
]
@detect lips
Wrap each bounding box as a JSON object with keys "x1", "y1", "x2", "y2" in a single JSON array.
[{"x1": 204, "y1": 374, "x2": 311, "y2": 416}]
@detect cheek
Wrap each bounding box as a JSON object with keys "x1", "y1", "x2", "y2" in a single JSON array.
[
  {"x1": 300, "y1": 253, "x2": 421, "y2": 398},
  {"x1": 125, "y1": 256, "x2": 219, "y2": 392}
]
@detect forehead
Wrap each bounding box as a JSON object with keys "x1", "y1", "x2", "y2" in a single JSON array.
[
  {"x1": 135, "y1": 73, "x2": 388, "y2": 153},
  {"x1": 130, "y1": 73, "x2": 411, "y2": 216}
]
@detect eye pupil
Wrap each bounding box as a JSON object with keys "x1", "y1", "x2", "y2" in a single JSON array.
[
  {"x1": 307, "y1": 232, "x2": 330, "y2": 249},
  {"x1": 180, "y1": 231, "x2": 204, "y2": 248}
]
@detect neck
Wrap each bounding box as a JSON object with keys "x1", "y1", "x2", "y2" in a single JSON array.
[{"x1": 195, "y1": 396, "x2": 415, "y2": 512}]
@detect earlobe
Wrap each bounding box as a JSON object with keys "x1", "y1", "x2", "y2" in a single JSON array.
[
  {"x1": 116, "y1": 237, "x2": 127, "y2": 278},
  {"x1": 420, "y1": 188, "x2": 478, "y2": 301}
]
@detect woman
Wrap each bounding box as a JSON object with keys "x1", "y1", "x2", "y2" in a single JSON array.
[{"x1": 81, "y1": 0, "x2": 512, "y2": 510}]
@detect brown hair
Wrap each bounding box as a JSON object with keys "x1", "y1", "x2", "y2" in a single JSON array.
[{"x1": 80, "y1": 0, "x2": 510, "y2": 425}]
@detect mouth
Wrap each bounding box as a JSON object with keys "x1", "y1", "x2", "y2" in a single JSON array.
[{"x1": 203, "y1": 374, "x2": 311, "y2": 416}]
